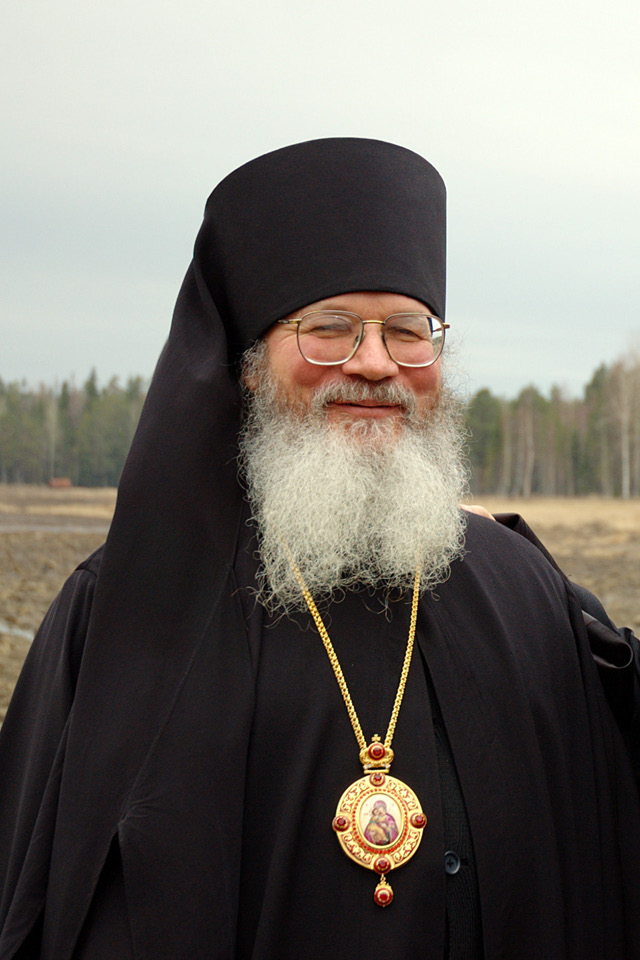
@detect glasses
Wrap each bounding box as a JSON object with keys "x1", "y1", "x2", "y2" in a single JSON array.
[{"x1": 278, "y1": 311, "x2": 449, "y2": 367}]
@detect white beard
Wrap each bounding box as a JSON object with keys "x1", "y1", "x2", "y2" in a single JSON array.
[{"x1": 239, "y1": 348, "x2": 469, "y2": 614}]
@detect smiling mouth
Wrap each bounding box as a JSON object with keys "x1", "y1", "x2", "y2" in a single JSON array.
[{"x1": 327, "y1": 401, "x2": 402, "y2": 417}]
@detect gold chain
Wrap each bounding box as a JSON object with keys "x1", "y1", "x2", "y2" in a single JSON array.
[{"x1": 289, "y1": 561, "x2": 421, "y2": 754}]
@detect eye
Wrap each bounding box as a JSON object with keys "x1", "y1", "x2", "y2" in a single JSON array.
[
  {"x1": 300, "y1": 314, "x2": 357, "y2": 338},
  {"x1": 385, "y1": 316, "x2": 430, "y2": 341}
]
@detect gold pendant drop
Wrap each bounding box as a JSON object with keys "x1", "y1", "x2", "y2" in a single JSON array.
[{"x1": 332, "y1": 738, "x2": 427, "y2": 906}]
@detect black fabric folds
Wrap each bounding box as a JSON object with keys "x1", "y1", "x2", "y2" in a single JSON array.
[{"x1": 495, "y1": 511, "x2": 640, "y2": 782}]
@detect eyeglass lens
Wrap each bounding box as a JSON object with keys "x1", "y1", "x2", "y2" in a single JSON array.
[{"x1": 297, "y1": 313, "x2": 444, "y2": 367}]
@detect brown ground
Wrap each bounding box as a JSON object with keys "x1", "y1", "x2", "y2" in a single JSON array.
[
  {"x1": 0, "y1": 486, "x2": 114, "y2": 721},
  {"x1": 1, "y1": 487, "x2": 638, "y2": 722}
]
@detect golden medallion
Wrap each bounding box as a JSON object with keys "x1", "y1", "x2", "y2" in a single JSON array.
[
  {"x1": 287, "y1": 554, "x2": 426, "y2": 907},
  {"x1": 332, "y1": 739, "x2": 427, "y2": 906}
]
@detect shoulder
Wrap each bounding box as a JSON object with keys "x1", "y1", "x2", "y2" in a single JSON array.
[
  {"x1": 438, "y1": 512, "x2": 571, "y2": 629},
  {"x1": 21, "y1": 544, "x2": 107, "y2": 693},
  {"x1": 462, "y1": 510, "x2": 561, "y2": 579},
  {"x1": 38, "y1": 543, "x2": 105, "y2": 632},
  {"x1": 75, "y1": 543, "x2": 105, "y2": 579}
]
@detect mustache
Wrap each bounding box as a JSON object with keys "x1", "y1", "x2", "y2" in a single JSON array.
[{"x1": 310, "y1": 379, "x2": 419, "y2": 414}]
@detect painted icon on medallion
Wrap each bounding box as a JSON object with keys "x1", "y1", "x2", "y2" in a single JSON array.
[{"x1": 361, "y1": 795, "x2": 401, "y2": 846}]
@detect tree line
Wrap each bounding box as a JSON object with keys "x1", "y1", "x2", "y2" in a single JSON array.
[
  {"x1": 0, "y1": 371, "x2": 145, "y2": 487},
  {"x1": 1, "y1": 356, "x2": 639, "y2": 496},
  {"x1": 467, "y1": 355, "x2": 640, "y2": 497}
]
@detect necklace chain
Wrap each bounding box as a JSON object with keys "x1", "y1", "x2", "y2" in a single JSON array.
[{"x1": 289, "y1": 562, "x2": 421, "y2": 753}]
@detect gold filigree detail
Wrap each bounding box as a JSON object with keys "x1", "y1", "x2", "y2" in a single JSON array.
[{"x1": 334, "y1": 775, "x2": 426, "y2": 873}]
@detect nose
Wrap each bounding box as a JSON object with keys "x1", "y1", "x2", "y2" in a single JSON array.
[{"x1": 340, "y1": 322, "x2": 399, "y2": 381}]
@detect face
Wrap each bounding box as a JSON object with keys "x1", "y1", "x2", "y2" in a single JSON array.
[{"x1": 259, "y1": 291, "x2": 442, "y2": 425}]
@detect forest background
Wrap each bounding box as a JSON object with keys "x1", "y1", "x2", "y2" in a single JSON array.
[{"x1": 1, "y1": 350, "x2": 639, "y2": 497}]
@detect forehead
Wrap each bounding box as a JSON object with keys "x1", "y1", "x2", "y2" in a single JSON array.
[{"x1": 283, "y1": 290, "x2": 434, "y2": 321}]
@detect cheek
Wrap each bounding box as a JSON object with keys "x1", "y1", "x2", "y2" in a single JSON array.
[
  {"x1": 269, "y1": 340, "x2": 334, "y2": 398},
  {"x1": 402, "y1": 363, "x2": 441, "y2": 400},
  {"x1": 288, "y1": 363, "x2": 333, "y2": 393}
]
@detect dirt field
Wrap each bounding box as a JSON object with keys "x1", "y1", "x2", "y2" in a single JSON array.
[
  {"x1": 0, "y1": 486, "x2": 115, "y2": 721},
  {"x1": 1, "y1": 486, "x2": 638, "y2": 722}
]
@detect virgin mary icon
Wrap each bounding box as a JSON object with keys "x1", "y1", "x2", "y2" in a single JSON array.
[{"x1": 363, "y1": 798, "x2": 400, "y2": 846}]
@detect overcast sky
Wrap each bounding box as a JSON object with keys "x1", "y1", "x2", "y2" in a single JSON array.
[{"x1": 2, "y1": 0, "x2": 638, "y2": 398}]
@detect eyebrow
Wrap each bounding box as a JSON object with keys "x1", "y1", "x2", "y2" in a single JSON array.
[{"x1": 306, "y1": 303, "x2": 349, "y2": 311}]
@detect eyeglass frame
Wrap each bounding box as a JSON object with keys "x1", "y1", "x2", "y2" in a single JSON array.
[{"x1": 277, "y1": 310, "x2": 450, "y2": 368}]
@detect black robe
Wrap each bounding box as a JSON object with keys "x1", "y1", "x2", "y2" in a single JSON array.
[{"x1": 1, "y1": 513, "x2": 639, "y2": 960}]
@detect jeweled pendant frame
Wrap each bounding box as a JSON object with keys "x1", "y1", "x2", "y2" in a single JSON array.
[{"x1": 332, "y1": 771, "x2": 427, "y2": 874}]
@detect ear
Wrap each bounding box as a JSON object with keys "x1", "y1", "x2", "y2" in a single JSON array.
[
  {"x1": 239, "y1": 336, "x2": 268, "y2": 392},
  {"x1": 243, "y1": 368, "x2": 258, "y2": 392}
]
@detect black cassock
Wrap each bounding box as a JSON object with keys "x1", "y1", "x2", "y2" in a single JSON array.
[{"x1": 1, "y1": 513, "x2": 639, "y2": 960}]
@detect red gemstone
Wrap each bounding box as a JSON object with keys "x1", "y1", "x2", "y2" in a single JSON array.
[
  {"x1": 369, "y1": 772, "x2": 385, "y2": 786},
  {"x1": 411, "y1": 812, "x2": 427, "y2": 829},
  {"x1": 374, "y1": 856, "x2": 392, "y2": 874},
  {"x1": 368, "y1": 742, "x2": 386, "y2": 760},
  {"x1": 374, "y1": 884, "x2": 393, "y2": 907},
  {"x1": 333, "y1": 815, "x2": 349, "y2": 832}
]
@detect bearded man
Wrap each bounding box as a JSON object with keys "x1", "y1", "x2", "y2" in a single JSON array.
[{"x1": 1, "y1": 139, "x2": 639, "y2": 960}]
